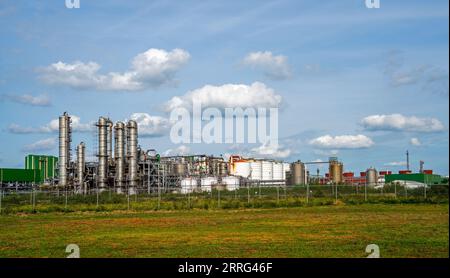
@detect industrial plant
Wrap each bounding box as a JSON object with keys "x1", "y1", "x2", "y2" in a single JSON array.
[{"x1": 0, "y1": 112, "x2": 446, "y2": 194}]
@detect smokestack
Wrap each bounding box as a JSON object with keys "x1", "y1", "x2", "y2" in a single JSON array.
[
  {"x1": 419, "y1": 160, "x2": 424, "y2": 173},
  {"x1": 406, "y1": 150, "x2": 410, "y2": 171},
  {"x1": 58, "y1": 112, "x2": 71, "y2": 187},
  {"x1": 97, "y1": 117, "x2": 108, "y2": 190}
]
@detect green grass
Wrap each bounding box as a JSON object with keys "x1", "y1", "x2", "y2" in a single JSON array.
[
  {"x1": 0, "y1": 204, "x2": 448, "y2": 258},
  {"x1": 0, "y1": 185, "x2": 447, "y2": 214}
]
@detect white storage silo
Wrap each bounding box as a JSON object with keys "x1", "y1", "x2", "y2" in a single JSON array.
[
  {"x1": 273, "y1": 162, "x2": 283, "y2": 180},
  {"x1": 200, "y1": 176, "x2": 218, "y2": 192},
  {"x1": 234, "y1": 161, "x2": 251, "y2": 178},
  {"x1": 282, "y1": 163, "x2": 291, "y2": 181},
  {"x1": 250, "y1": 161, "x2": 262, "y2": 180},
  {"x1": 181, "y1": 178, "x2": 198, "y2": 194},
  {"x1": 272, "y1": 162, "x2": 284, "y2": 184},
  {"x1": 261, "y1": 161, "x2": 273, "y2": 181},
  {"x1": 222, "y1": 176, "x2": 240, "y2": 191}
]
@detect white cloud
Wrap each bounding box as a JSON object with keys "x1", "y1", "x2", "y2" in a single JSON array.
[
  {"x1": 384, "y1": 51, "x2": 449, "y2": 95},
  {"x1": 8, "y1": 115, "x2": 93, "y2": 134},
  {"x1": 38, "y1": 48, "x2": 190, "y2": 91},
  {"x1": 1, "y1": 94, "x2": 51, "y2": 106},
  {"x1": 242, "y1": 51, "x2": 292, "y2": 80},
  {"x1": 410, "y1": 137, "x2": 421, "y2": 146},
  {"x1": 361, "y1": 114, "x2": 445, "y2": 133},
  {"x1": 163, "y1": 145, "x2": 191, "y2": 156},
  {"x1": 390, "y1": 65, "x2": 429, "y2": 86},
  {"x1": 250, "y1": 142, "x2": 291, "y2": 159},
  {"x1": 309, "y1": 135, "x2": 374, "y2": 149},
  {"x1": 164, "y1": 82, "x2": 282, "y2": 111},
  {"x1": 384, "y1": 161, "x2": 407, "y2": 167},
  {"x1": 22, "y1": 138, "x2": 57, "y2": 152},
  {"x1": 130, "y1": 113, "x2": 170, "y2": 137},
  {"x1": 313, "y1": 149, "x2": 339, "y2": 156}
]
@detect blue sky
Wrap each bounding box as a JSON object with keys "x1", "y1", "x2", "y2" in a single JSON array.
[{"x1": 0, "y1": 0, "x2": 448, "y2": 175}]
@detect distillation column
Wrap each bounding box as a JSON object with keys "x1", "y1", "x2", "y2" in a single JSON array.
[
  {"x1": 97, "y1": 117, "x2": 108, "y2": 191},
  {"x1": 114, "y1": 122, "x2": 126, "y2": 193},
  {"x1": 58, "y1": 112, "x2": 71, "y2": 188},
  {"x1": 76, "y1": 142, "x2": 85, "y2": 193},
  {"x1": 127, "y1": 120, "x2": 138, "y2": 194}
]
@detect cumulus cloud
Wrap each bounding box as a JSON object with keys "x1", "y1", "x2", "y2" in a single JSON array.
[
  {"x1": 163, "y1": 145, "x2": 191, "y2": 156},
  {"x1": 164, "y1": 82, "x2": 282, "y2": 111},
  {"x1": 38, "y1": 48, "x2": 190, "y2": 91},
  {"x1": 361, "y1": 114, "x2": 445, "y2": 133},
  {"x1": 410, "y1": 137, "x2": 421, "y2": 146},
  {"x1": 250, "y1": 142, "x2": 291, "y2": 159},
  {"x1": 22, "y1": 138, "x2": 57, "y2": 152},
  {"x1": 309, "y1": 135, "x2": 374, "y2": 149},
  {"x1": 242, "y1": 51, "x2": 292, "y2": 80},
  {"x1": 0, "y1": 94, "x2": 51, "y2": 106},
  {"x1": 130, "y1": 113, "x2": 170, "y2": 137},
  {"x1": 8, "y1": 115, "x2": 93, "y2": 134}
]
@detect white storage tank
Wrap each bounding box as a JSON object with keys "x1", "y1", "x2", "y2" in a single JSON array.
[
  {"x1": 273, "y1": 162, "x2": 283, "y2": 180},
  {"x1": 261, "y1": 161, "x2": 273, "y2": 181},
  {"x1": 222, "y1": 176, "x2": 240, "y2": 191},
  {"x1": 200, "y1": 176, "x2": 218, "y2": 192},
  {"x1": 234, "y1": 161, "x2": 251, "y2": 178},
  {"x1": 282, "y1": 163, "x2": 291, "y2": 181},
  {"x1": 250, "y1": 161, "x2": 262, "y2": 180},
  {"x1": 181, "y1": 178, "x2": 198, "y2": 194}
]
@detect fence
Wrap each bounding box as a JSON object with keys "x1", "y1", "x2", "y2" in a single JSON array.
[{"x1": 0, "y1": 184, "x2": 448, "y2": 214}]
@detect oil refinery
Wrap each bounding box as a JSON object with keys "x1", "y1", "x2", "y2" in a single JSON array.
[{"x1": 0, "y1": 112, "x2": 446, "y2": 194}]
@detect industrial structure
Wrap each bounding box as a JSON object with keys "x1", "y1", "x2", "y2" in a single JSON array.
[{"x1": 0, "y1": 112, "x2": 447, "y2": 192}]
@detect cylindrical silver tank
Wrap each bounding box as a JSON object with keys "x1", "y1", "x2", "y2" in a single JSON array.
[
  {"x1": 127, "y1": 120, "x2": 138, "y2": 191},
  {"x1": 97, "y1": 117, "x2": 108, "y2": 190},
  {"x1": 173, "y1": 163, "x2": 186, "y2": 176},
  {"x1": 366, "y1": 167, "x2": 378, "y2": 187},
  {"x1": 76, "y1": 142, "x2": 85, "y2": 193},
  {"x1": 219, "y1": 162, "x2": 228, "y2": 176},
  {"x1": 58, "y1": 112, "x2": 71, "y2": 187},
  {"x1": 114, "y1": 121, "x2": 126, "y2": 189},
  {"x1": 291, "y1": 161, "x2": 305, "y2": 185}
]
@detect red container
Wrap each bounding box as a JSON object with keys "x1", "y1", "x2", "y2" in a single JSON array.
[
  {"x1": 360, "y1": 172, "x2": 366, "y2": 177},
  {"x1": 379, "y1": 171, "x2": 387, "y2": 176},
  {"x1": 399, "y1": 170, "x2": 412, "y2": 174},
  {"x1": 423, "y1": 170, "x2": 433, "y2": 175},
  {"x1": 343, "y1": 172, "x2": 354, "y2": 177}
]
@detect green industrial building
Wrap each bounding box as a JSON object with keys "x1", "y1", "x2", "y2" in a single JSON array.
[
  {"x1": 0, "y1": 168, "x2": 41, "y2": 183},
  {"x1": 385, "y1": 173, "x2": 444, "y2": 185},
  {"x1": 25, "y1": 154, "x2": 58, "y2": 182},
  {"x1": 0, "y1": 154, "x2": 58, "y2": 184}
]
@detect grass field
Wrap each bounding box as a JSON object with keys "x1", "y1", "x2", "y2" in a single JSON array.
[{"x1": 0, "y1": 203, "x2": 448, "y2": 258}]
